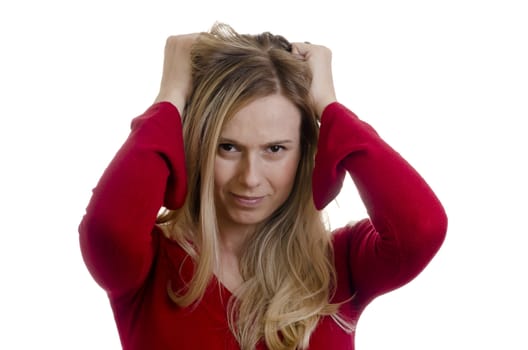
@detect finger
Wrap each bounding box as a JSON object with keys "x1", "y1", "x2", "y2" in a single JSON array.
[
  {"x1": 291, "y1": 44, "x2": 299, "y2": 55},
  {"x1": 291, "y1": 42, "x2": 311, "y2": 58}
]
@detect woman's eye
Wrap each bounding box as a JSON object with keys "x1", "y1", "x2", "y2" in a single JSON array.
[
  {"x1": 219, "y1": 143, "x2": 236, "y2": 152},
  {"x1": 268, "y1": 145, "x2": 284, "y2": 153}
]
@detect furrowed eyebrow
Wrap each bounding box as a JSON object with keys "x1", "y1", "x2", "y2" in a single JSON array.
[
  {"x1": 218, "y1": 138, "x2": 237, "y2": 144},
  {"x1": 263, "y1": 140, "x2": 293, "y2": 147},
  {"x1": 218, "y1": 138, "x2": 294, "y2": 146}
]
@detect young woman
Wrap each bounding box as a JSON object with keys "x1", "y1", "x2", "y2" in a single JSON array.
[{"x1": 79, "y1": 23, "x2": 447, "y2": 350}]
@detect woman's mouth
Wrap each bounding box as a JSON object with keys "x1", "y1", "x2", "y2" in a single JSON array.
[{"x1": 231, "y1": 194, "x2": 265, "y2": 207}]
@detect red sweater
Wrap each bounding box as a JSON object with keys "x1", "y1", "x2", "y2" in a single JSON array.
[{"x1": 79, "y1": 102, "x2": 447, "y2": 349}]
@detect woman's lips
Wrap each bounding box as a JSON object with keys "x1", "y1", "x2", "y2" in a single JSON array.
[{"x1": 231, "y1": 193, "x2": 265, "y2": 207}]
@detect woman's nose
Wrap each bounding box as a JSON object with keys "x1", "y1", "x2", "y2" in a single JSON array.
[{"x1": 238, "y1": 155, "x2": 262, "y2": 188}]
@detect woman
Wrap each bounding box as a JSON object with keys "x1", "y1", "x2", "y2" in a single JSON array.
[{"x1": 79, "y1": 23, "x2": 447, "y2": 350}]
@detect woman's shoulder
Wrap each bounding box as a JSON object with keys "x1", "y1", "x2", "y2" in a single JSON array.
[
  {"x1": 156, "y1": 225, "x2": 191, "y2": 257},
  {"x1": 331, "y1": 219, "x2": 372, "y2": 244},
  {"x1": 155, "y1": 225, "x2": 196, "y2": 281}
]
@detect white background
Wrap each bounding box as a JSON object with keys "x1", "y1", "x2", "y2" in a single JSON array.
[{"x1": 1, "y1": 0, "x2": 527, "y2": 349}]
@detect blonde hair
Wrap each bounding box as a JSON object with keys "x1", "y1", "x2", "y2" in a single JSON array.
[{"x1": 157, "y1": 23, "x2": 350, "y2": 349}]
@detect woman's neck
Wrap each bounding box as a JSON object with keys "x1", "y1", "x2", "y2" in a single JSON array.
[
  {"x1": 215, "y1": 223, "x2": 254, "y2": 293},
  {"x1": 216, "y1": 220, "x2": 254, "y2": 257}
]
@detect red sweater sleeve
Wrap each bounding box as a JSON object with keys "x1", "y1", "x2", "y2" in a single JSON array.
[
  {"x1": 314, "y1": 102, "x2": 448, "y2": 303},
  {"x1": 78, "y1": 102, "x2": 187, "y2": 297}
]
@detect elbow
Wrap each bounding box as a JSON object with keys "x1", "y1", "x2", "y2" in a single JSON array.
[
  {"x1": 409, "y1": 204, "x2": 448, "y2": 266},
  {"x1": 78, "y1": 214, "x2": 133, "y2": 293},
  {"x1": 78, "y1": 212, "x2": 154, "y2": 295},
  {"x1": 390, "y1": 207, "x2": 448, "y2": 286},
  {"x1": 78, "y1": 214, "x2": 116, "y2": 290},
  {"x1": 427, "y1": 204, "x2": 448, "y2": 253}
]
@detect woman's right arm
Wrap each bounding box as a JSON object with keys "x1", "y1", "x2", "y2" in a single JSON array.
[{"x1": 78, "y1": 34, "x2": 196, "y2": 297}]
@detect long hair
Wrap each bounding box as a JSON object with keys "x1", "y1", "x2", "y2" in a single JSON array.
[{"x1": 157, "y1": 23, "x2": 348, "y2": 349}]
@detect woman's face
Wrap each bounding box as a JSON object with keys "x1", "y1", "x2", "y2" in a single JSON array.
[{"x1": 214, "y1": 93, "x2": 301, "y2": 234}]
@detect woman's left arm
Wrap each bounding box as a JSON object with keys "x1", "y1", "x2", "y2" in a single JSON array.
[
  {"x1": 316, "y1": 102, "x2": 447, "y2": 297},
  {"x1": 293, "y1": 42, "x2": 448, "y2": 298}
]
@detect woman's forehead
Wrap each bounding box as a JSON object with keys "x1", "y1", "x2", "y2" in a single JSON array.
[{"x1": 220, "y1": 94, "x2": 301, "y2": 141}]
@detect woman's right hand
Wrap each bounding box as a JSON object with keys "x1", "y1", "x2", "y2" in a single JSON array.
[{"x1": 154, "y1": 33, "x2": 199, "y2": 113}]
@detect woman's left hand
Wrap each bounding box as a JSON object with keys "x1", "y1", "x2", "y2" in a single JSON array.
[{"x1": 291, "y1": 42, "x2": 337, "y2": 117}]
